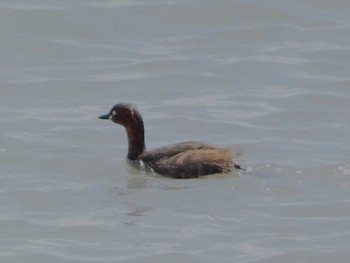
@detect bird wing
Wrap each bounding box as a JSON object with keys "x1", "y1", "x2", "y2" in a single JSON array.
[{"x1": 140, "y1": 142, "x2": 241, "y2": 178}]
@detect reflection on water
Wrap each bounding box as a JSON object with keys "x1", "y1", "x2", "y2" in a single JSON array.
[{"x1": 1, "y1": 0, "x2": 350, "y2": 262}]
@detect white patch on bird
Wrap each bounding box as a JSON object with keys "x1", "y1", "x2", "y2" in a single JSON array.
[
  {"x1": 112, "y1": 111, "x2": 116, "y2": 115},
  {"x1": 139, "y1": 160, "x2": 145, "y2": 168},
  {"x1": 139, "y1": 160, "x2": 154, "y2": 173},
  {"x1": 108, "y1": 115, "x2": 113, "y2": 120}
]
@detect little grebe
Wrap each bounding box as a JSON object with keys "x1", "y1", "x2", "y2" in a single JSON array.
[{"x1": 99, "y1": 103, "x2": 244, "y2": 178}]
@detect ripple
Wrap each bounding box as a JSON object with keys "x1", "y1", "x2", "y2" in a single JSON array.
[{"x1": 0, "y1": 2, "x2": 64, "y2": 10}]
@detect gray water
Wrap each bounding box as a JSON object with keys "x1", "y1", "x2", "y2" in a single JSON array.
[{"x1": 1, "y1": 0, "x2": 350, "y2": 262}]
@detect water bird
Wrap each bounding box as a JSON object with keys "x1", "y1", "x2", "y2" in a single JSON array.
[{"x1": 99, "y1": 103, "x2": 244, "y2": 178}]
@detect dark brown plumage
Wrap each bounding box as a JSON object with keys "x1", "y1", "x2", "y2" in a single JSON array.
[{"x1": 99, "y1": 103, "x2": 244, "y2": 179}]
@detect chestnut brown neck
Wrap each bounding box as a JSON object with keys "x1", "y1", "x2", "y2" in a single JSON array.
[{"x1": 123, "y1": 116, "x2": 146, "y2": 160}]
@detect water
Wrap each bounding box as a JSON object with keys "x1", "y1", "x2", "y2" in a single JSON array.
[{"x1": 1, "y1": 0, "x2": 350, "y2": 262}]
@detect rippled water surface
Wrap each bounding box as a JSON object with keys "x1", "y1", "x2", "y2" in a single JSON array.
[{"x1": 1, "y1": 0, "x2": 350, "y2": 262}]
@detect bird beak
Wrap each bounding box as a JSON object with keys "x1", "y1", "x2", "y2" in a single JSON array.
[{"x1": 99, "y1": 114, "x2": 110, "y2": 120}]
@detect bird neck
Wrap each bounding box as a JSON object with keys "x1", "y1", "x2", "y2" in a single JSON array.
[{"x1": 125, "y1": 118, "x2": 146, "y2": 160}]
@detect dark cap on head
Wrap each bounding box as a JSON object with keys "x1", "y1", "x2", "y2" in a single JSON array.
[
  {"x1": 98, "y1": 103, "x2": 143, "y2": 128},
  {"x1": 99, "y1": 103, "x2": 135, "y2": 120}
]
